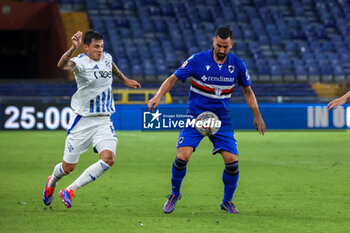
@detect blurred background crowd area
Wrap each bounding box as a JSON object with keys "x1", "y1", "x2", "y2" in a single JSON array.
[{"x1": 0, "y1": 0, "x2": 349, "y2": 104}]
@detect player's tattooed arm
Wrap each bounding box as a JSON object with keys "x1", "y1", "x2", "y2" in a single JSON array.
[
  {"x1": 112, "y1": 62, "x2": 141, "y2": 88},
  {"x1": 112, "y1": 62, "x2": 127, "y2": 82},
  {"x1": 57, "y1": 47, "x2": 77, "y2": 70},
  {"x1": 57, "y1": 31, "x2": 82, "y2": 70}
]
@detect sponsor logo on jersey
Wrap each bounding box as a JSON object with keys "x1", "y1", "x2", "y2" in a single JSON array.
[
  {"x1": 200, "y1": 75, "x2": 235, "y2": 82},
  {"x1": 206, "y1": 65, "x2": 210, "y2": 71},
  {"x1": 93, "y1": 64, "x2": 99, "y2": 70},
  {"x1": 94, "y1": 71, "x2": 112, "y2": 79},
  {"x1": 218, "y1": 64, "x2": 222, "y2": 70}
]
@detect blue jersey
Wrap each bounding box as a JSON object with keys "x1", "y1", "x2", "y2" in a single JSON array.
[{"x1": 174, "y1": 49, "x2": 251, "y2": 119}]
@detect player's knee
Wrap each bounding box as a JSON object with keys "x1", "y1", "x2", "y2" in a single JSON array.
[
  {"x1": 100, "y1": 150, "x2": 115, "y2": 166},
  {"x1": 103, "y1": 157, "x2": 114, "y2": 166},
  {"x1": 224, "y1": 161, "x2": 239, "y2": 176},
  {"x1": 176, "y1": 153, "x2": 189, "y2": 161},
  {"x1": 222, "y1": 153, "x2": 238, "y2": 164},
  {"x1": 62, "y1": 162, "x2": 76, "y2": 174},
  {"x1": 176, "y1": 147, "x2": 193, "y2": 161},
  {"x1": 173, "y1": 157, "x2": 188, "y2": 170}
]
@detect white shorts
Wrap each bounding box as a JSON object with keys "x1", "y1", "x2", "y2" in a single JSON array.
[{"x1": 63, "y1": 114, "x2": 118, "y2": 164}]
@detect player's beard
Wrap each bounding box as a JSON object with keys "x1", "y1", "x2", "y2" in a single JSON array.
[{"x1": 215, "y1": 52, "x2": 227, "y2": 61}]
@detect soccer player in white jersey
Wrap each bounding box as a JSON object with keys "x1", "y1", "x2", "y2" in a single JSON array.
[{"x1": 42, "y1": 30, "x2": 141, "y2": 208}]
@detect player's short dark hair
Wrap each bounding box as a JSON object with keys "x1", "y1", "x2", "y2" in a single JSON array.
[
  {"x1": 214, "y1": 27, "x2": 233, "y2": 40},
  {"x1": 83, "y1": 30, "x2": 103, "y2": 45}
]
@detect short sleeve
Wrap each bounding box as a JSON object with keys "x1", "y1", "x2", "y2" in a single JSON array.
[
  {"x1": 70, "y1": 56, "x2": 84, "y2": 73},
  {"x1": 104, "y1": 52, "x2": 113, "y2": 62},
  {"x1": 174, "y1": 55, "x2": 196, "y2": 83},
  {"x1": 237, "y1": 60, "x2": 252, "y2": 87}
]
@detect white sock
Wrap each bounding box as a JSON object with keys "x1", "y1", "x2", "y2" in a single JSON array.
[
  {"x1": 67, "y1": 160, "x2": 110, "y2": 192},
  {"x1": 48, "y1": 163, "x2": 67, "y2": 188}
]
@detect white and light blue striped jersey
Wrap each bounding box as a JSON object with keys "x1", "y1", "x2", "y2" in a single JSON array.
[{"x1": 70, "y1": 52, "x2": 115, "y2": 116}]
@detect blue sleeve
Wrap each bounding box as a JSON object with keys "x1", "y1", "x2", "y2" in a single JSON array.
[
  {"x1": 237, "y1": 60, "x2": 252, "y2": 87},
  {"x1": 174, "y1": 55, "x2": 196, "y2": 83}
]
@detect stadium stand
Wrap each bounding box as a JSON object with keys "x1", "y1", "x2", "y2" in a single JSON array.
[
  {"x1": 5, "y1": 0, "x2": 349, "y2": 103},
  {"x1": 60, "y1": 12, "x2": 91, "y2": 79},
  {"x1": 312, "y1": 83, "x2": 347, "y2": 98},
  {"x1": 48, "y1": 0, "x2": 350, "y2": 83}
]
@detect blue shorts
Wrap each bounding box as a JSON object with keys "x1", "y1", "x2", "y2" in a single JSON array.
[{"x1": 176, "y1": 122, "x2": 239, "y2": 155}]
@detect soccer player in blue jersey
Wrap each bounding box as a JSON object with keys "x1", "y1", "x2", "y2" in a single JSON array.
[
  {"x1": 42, "y1": 30, "x2": 141, "y2": 208},
  {"x1": 148, "y1": 27, "x2": 266, "y2": 214}
]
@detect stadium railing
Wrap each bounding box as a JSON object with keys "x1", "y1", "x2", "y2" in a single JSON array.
[{"x1": 113, "y1": 89, "x2": 172, "y2": 104}]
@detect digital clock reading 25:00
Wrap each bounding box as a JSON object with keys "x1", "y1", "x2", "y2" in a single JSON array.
[{"x1": 1, "y1": 104, "x2": 74, "y2": 130}]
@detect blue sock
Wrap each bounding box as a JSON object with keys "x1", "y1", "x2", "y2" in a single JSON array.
[
  {"x1": 222, "y1": 161, "x2": 239, "y2": 203},
  {"x1": 171, "y1": 157, "x2": 188, "y2": 196}
]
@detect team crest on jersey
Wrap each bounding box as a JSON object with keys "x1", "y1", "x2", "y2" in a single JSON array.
[
  {"x1": 181, "y1": 60, "x2": 188, "y2": 69},
  {"x1": 228, "y1": 65, "x2": 235, "y2": 73},
  {"x1": 105, "y1": 61, "x2": 111, "y2": 67}
]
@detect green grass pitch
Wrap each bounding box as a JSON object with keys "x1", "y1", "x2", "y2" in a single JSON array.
[{"x1": 0, "y1": 130, "x2": 349, "y2": 233}]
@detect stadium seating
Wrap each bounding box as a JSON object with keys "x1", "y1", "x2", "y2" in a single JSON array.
[
  {"x1": 44, "y1": 0, "x2": 348, "y2": 82},
  {"x1": 16, "y1": 0, "x2": 349, "y2": 102},
  {"x1": 60, "y1": 12, "x2": 91, "y2": 79}
]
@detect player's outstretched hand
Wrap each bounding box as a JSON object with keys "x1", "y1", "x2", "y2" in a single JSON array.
[
  {"x1": 327, "y1": 97, "x2": 346, "y2": 110},
  {"x1": 254, "y1": 115, "x2": 266, "y2": 135},
  {"x1": 148, "y1": 97, "x2": 160, "y2": 112},
  {"x1": 124, "y1": 78, "x2": 141, "y2": 89},
  {"x1": 71, "y1": 31, "x2": 82, "y2": 49}
]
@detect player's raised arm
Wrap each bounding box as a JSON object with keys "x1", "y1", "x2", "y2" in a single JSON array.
[
  {"x1": 148, "y1": 74, "x2": 179, "y2": 112},
  {"x1": 327, "y1": 91, "x2": 350, "y2": 110},
  {"x1": 242, "y1": 86, "x2": 266, "y2": 135},
  {"x1": 112, "y1": 62, "x2": 141, "y2": 89},
  {"x1": 57, "y1": 31, "x2": 82, "y2": 70}
]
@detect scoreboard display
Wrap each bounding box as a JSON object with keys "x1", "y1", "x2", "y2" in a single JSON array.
[{"x1": 1, "y1": 104, "x2": 73, "y2": 130}]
